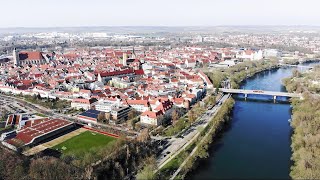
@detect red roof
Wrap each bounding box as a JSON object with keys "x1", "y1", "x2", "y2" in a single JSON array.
[
  {"x1": 97, "y1": 69, "x2": 134, "y2": 77},
  {"x1": 141, "y1": 110, "x2": 163, "y2": 119},
  {"x1": 19, "y1": 51, "x2": 45, "y2": 61},
  {"x1": 126, "y1": 99, "x2": 149, "y2": 107},
  {"x1": 14, "y1": 119, "x2": 72, "y2": 144},
  {"x1": 134, "y1": 69, "x2": 144, "y2": 75}
]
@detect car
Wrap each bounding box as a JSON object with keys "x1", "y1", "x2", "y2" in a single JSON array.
[
  {"x1": 176, "y1": 135, "x2": 183, "y2": 139},
  {"x1": 166, "y1": 151, "x2": 171, "y2": 154}
]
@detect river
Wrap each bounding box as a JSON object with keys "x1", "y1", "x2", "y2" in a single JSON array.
[{"x1": 189, "y1": 62, "x2": 319, "y2": 179}]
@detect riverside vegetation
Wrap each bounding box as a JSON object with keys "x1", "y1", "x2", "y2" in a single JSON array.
[
  {"x1": 283, "y1": 66, "x2": 320, "y2": 179},
  {"x1": 206, "y1": 59, "x2": 279, "y2": 89}
]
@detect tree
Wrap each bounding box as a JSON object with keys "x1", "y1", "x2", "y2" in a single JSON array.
[
  {"x1": 128, "y1": 109, "x2": 138, "y2": 120},
  {"x1": 171, "y1": 109, "x2": 179, "y2": 126},
  {"x1": 188, "y1": 110, "x2": 196, "y2": 123},
  {"x1": 137, "y1": 129, "x2": 150, "y2": 142},
  {"x1": 208, "y1": 95, "x2": 216, "y2": 105},
  {"x1": 97, "y1": 112, "x2": 106, "y2": 123},
  {"x1": 29, "y1": 157, "x2": 80, "y2": 180},
  {"x1": 292, "y1": 69, "x2": 302, "y2": 78},
  {"x1": 105, "y1": 112, "x2": 111, "y2": 121},
  {"x1": 136, "y1": 156, "x2": 157, "y2": 180},
  {"x1": 12, "y1": 165, "x2": 25, "y2": 180}
]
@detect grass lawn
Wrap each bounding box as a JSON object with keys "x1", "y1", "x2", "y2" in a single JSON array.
[
  {"x1": 53, "y1": 131, "x2": 117, "y2": 157},
  {"x1": 35, "y1": 113, "x2": 47, "y2": 117}
]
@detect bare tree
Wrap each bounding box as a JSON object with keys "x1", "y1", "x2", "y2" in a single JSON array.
[
  {"x1": 97, "y1": 112, "x2": 106, "y2": 123},
  {"x1": 137, "y1": 129, "x2": 150, "y2": 142},
  {"x1": 171, "y1": 110, "x2": 179, "y2": 126}
]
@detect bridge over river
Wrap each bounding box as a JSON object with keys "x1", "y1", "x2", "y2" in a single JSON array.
[{"x1": 219, "y1": 88, "x2": 302, "y2": 99}]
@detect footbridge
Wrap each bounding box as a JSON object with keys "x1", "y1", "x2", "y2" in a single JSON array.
[{"x1": 219, "y1": 88, "x2": 302, "y2": 99}]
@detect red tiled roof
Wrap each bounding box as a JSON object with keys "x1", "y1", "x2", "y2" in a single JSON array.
[
  {"x1": 126, "y1": 99, "x2": 149, "y2": 107},
  {"x1": 134, "y1": 69, "x2": 144, "y2": 75},
  {"x1": 15, "y1": 119, "x2": 72, "y2": 144},
  {"x1": 19, "y1": 51, "x2": 45, "y2": 61},
  {"x1": 97, "y1": 69, "x2": 134, "y2": 77},
  {"x1": 141, "y1": 110, "x2": 163, "y2": 119}
]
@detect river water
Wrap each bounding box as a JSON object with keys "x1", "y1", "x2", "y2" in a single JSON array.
[{"x1": 189, "y1": 63, "x2": 319, "y2": 179}]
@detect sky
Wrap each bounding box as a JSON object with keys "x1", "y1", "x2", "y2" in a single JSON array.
[{"x1": 0, "y1": 0, "x2": 319, "y2": 27}]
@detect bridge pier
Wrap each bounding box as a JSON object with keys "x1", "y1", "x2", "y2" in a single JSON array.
[
  {"x1": 244, "y1": 94, "x2": 248, "y2": 100},
  {"x1": 273, "y1": 95, "x2": 277, "y2": 100}
]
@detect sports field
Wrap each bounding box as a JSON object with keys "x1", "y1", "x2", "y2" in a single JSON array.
[{"x1": 53, "y1": 131, "x2": 117, "y2": 157}]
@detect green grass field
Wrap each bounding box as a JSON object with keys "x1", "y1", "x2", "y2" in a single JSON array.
[{"x1": 53, "y1": 131, "x2": 117, "y2": 157}]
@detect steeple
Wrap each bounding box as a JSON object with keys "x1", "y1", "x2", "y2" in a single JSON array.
[
  {"x1": 13, "y1": 48, "x2": 19, "y2": 66},
  {"x1": 98, "y1": 73, "x2": 102, "y2": 82},
  {"x1": 122, "y1": 53, "x2": 127, "y2": 66},
  {"x1": 132, "y1": 47, "x2": 136, "y2": 59}
]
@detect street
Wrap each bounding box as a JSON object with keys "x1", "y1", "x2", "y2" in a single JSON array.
[{"x1": 156, "y1": 94, "x2": 230, "y2": 168}]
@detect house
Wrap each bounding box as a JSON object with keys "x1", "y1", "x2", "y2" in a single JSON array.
[
  {"x1": 79, "y1": 89, "x2": 92, "y2": 99},
  {"x1": 140, "y1": 110, "x2": 163, "y2": 126},
  {"x1": 125, "y1": 100, "x2": 149, "y2": 112},
  {"x1": 71, "y1": 98, "x2": 97, "y2": 110},
  {"x1": 185, "y1": 59, "x2": 196, "y2": 68},
  {"x1": 198, "y1": 71, "x2": 213, "y2": 89}
]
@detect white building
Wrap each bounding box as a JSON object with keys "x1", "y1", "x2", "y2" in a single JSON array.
[{"x1": 140, "y1": 111, "x2": 163, "y2": 126}]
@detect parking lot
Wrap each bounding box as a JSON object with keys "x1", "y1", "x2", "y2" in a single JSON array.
[{"x1": 0, "y1": 96, "x2": 36, "y2": 116}]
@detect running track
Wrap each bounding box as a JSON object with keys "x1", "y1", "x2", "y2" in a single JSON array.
[{"x1": 82, "y1": 126, "x2": 120, "y2": 138}]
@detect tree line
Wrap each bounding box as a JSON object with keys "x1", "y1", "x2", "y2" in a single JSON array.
[{"x1": 283, "y1": 67, "x2": 320, "y2": 179}]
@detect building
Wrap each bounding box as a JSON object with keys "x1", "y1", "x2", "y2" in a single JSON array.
[
  {"x1": 95, "y1": 101, "x2": 117, "y2": 112},
  {"x1": 1, "y1": 118, "x2": 74, "y2": 152},
  {"x1": 71, "y1": 98, "x2": 97, "y2": 110},
  {"x1": 126, "y1": 100, "x2": 149, "y2": 112},
  {"x1": 263, "y1": 49, "x2": 282, "y2": 58},
  {"x1": 185, "y1": 59, "x2": 196, "y2": 68},
  {"x1": 13, "y1": 49, "x2": 49, "y2": 66},
  {"x1": 110, "y1": 106, "x2": 131, "y2": 123},
  {"x1": 77, "y1": 109, "x2": 101, "y2": 125},
  {"x1": 140, "y1": 110, "x2": 163, "y2": 126}
]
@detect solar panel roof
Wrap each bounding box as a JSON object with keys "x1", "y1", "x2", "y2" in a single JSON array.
[{"x1": 79, "y1": 109, "x2": 101, "y2": 119}]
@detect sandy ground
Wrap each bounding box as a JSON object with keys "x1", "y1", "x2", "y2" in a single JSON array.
[{"x1": 23, "y1": 128, "x2": 87, "y2": 156}]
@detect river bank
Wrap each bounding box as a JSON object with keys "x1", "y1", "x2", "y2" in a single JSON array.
[
  {"x1": 282, "y1": 64, "x2": 320, "y2": 179},
  {"x1": 172, "y1": 98, "x2": 235, "y2": 180}
]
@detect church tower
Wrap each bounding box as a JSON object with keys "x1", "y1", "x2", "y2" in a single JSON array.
[
  {"x1": 132, "y1": 47, "x2": 136, "y2": 59},
  {"x1": 13, "y1": 48, "x2": 19, "y2": 66},
  {"x1": 122, "y1": 53, "x2": 127, "y2": 66},
  {"x1": 98, "y1": 73, "x2": 102, "y2": 82}
]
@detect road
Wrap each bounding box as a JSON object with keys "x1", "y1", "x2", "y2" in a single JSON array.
[{"x1": 156, "y1": 94, "x2": 230, "y2": 169}]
